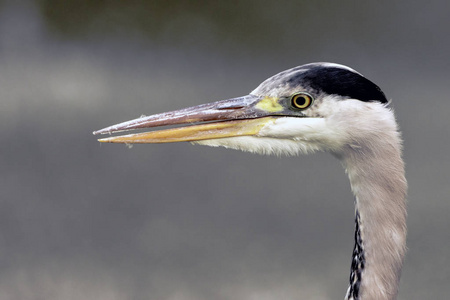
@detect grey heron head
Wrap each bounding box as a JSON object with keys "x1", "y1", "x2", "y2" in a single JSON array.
[{"x1": 93, "y1": 62, "x2": 390, "y2": 156}]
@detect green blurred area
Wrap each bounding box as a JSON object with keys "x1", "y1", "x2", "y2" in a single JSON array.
[
  {"x1": 36, "y1": 0, "x2": 276, "y2": 42},
  {"x1": 34, "y1": 0, "x2": 392, "y2": 49}
]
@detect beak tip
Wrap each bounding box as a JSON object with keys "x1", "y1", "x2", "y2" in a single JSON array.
[
  {"x1": 93, "y1": 128, "x2": 105, "y2": 135},
  {"x1": 93, "y1": 128, "x2": 114, "y2": 136},
  {"x1": 98, "y1": 137, "x2": 112, "y2": 143}
]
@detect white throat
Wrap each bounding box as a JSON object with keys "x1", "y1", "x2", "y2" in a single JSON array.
[{"x1": 341, "y1": 115, "x2": 407, "y2": 300}]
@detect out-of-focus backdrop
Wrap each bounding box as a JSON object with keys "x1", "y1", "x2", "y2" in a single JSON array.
[{"x1": 2, "y1": 1, "x2": 449, "y2": 299}]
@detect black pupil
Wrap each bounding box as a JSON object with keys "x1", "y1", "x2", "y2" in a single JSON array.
[{"x1": 295, "y1": 96, "x2": 307, "y2": 107}]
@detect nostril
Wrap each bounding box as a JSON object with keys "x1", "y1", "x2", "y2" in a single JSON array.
[{"x1": 217, "y1": 106, "x2": 245, "y2": 110}]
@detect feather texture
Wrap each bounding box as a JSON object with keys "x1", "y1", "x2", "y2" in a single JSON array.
[{"x1": 195, "y1": 97, "x2": 407, "y2": 300}]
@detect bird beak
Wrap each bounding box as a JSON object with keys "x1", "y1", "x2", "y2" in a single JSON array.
[{"x1": 93, "y1": 95, "x2": 283, "y2": 144}]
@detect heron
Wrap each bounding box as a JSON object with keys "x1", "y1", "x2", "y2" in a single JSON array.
[{"x1": 93, "y1": 62, "x2": 407, "y2": 300}]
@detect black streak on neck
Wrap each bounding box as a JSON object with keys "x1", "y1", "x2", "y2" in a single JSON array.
[{"x1": 348, "y1": 210, "x2": 365, "y2": 299}]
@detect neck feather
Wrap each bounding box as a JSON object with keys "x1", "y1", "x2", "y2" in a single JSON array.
[{"x1": 341, "y1": 119, "x2": 407, "y2": 300}]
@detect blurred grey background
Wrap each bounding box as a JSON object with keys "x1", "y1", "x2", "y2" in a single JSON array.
[{"x1": 1, "y1": 1, "x2": 449, "y2": 299}]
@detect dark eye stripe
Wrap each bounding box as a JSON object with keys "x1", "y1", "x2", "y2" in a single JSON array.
[{"x1": 287, "y1": 66, "x2": 388, "y2": 103}]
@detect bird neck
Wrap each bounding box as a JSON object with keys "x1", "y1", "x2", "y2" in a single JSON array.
[{"x1": 341, "y1": 129, "x2": 407, "y2": 300}]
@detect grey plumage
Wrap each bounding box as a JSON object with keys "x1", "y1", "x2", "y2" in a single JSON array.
[{"x1": 95, "y1": 62, "x2": 407, "y2": 300}]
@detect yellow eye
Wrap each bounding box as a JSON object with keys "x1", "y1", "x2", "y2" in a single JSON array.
[{"x1": 291, "y1": 93, "x2": 314, "y2": 110}]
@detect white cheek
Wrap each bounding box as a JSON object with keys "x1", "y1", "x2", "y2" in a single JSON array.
[
  {"x1": 259, "y1": 117, "x2": 347, "y2": 152},
  {"x1": 193, "y1": 136, "x2": 317, "y2": 156},
  {"x1": 259, "y1": 117, "x2": 327, "y2": 139},
  {"x1": 192, "y1": 117, "x2": 339, "y2": 156}
]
